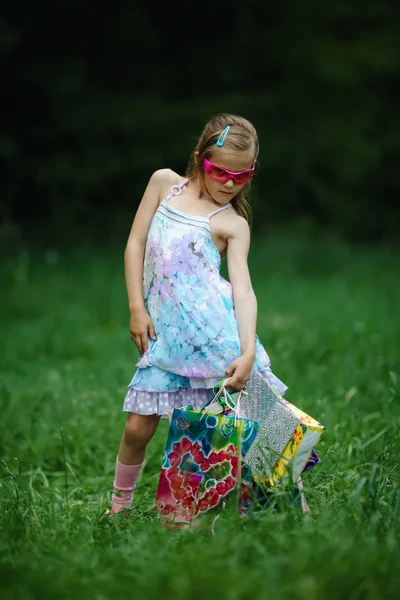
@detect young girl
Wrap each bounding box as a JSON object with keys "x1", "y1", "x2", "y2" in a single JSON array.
[{"x1": 107, "y1": 113, "x2": 288, "y2": 516}]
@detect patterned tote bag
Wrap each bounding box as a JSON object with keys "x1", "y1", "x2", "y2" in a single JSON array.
[{"x1": 155, "y1": 387, "x2": 259, "y2": 528}]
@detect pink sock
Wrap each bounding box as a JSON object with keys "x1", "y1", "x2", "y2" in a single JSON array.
[{"x1": 110, "y1": 457, "x2": 143, "y2": 514}]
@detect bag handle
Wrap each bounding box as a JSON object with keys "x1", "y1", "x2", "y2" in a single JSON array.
[
  {"x1": 220, "y1": 378, "x2": 244, "y2": 418},
  {"x1": 200, "y1": 381, "x2": 233, "y2": 413},
  {"x1": 201, "y1": 378, "x2": 244, "y2": 424}
]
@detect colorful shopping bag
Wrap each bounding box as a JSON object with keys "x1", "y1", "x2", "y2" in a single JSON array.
[
  {"x1": 209, "y1": 382, "x2": 318, "y2": 514},
  {"x1": 155, "y1": 392, "x2": 259, "y2": 528},
  {"x1": 269, "y1": 396, "x2": 325, "y2": 484},
  {"x1": 236, "y1": 369, "x2": 325, "y2": 487},
  {"x1": 237, "y1": 369, "x2": 301, "y2": 479}
]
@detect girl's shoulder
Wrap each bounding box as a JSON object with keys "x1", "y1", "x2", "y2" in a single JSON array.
[
  {"x1": 216, "y1": 209, "x2": 250, "y2": 258},
  {"x1": 222, "y1": 209, "x2": 250, "y2": 236},
  {"x1": 151, "y1": 168, "x2": 183, "y2": 201},
  {"x1": 151, "y1": 168, "x2": 182, "y2": 183}
]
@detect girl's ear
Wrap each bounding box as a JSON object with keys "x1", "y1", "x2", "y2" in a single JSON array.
[{"x1": 194, "y1": 151, "x2": 199, "y2": 163}]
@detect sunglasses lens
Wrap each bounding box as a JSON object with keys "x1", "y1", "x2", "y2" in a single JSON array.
[
  {"x1": 204, "y1": 159, "x2": 254, "y2": 185},
  {"x1": 234, "y1": 171, "x2": 253, "y2": 185},
  {"x1": 208, "y1": 164, "x2": 229, "y2": 182}
]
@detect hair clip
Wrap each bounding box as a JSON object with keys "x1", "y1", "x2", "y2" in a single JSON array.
[{"x1": 216, "y1": 125, "x2": 230, "y2": 147}]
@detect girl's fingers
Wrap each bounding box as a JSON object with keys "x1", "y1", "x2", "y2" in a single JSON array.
[
  {"x1": 132, "y1": 334, "x2": 143, "y2": 354},
  {"x1": 227, "y1": 378, "x2": 245, "y2": 391},
  {"x1": 132, "y1": 330, "x2": 149, "y2": 354},
  {"x1": 225, "y1": 364, "x2": 236, "y2": 377},
  {"x1": 226, "y1": 379, "x2": 239, "y2": 390},
  {"x1": 221, "y1": 377, "x2": 232, "y2": 388},
  {"x1": 141, "y1": 334, "x2": 148, "y2": 354},
  {"x1": 148, "y1": 323, "x2": 157, "y2": 340}
]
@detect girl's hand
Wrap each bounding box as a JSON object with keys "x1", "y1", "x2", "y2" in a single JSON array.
[
  {"x1": 129, "y1": 308, "x2": 157, "y2": 355},
  {"x1": 224, "y1": 353, "x2": 255, "y2": 391}
]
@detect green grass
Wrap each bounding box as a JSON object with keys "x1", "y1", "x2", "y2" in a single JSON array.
[{"x1": 1, "y1": 231, "x2": 399, "y2": 599}]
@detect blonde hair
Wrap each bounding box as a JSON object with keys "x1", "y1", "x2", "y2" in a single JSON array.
[{"x1": 185, "y1": 114, "x2": 259, "y2": 228}]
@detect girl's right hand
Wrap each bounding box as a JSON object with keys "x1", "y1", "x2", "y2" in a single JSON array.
[{"x1": 129, "y1": 308, "x2": 157, "y2": 355}]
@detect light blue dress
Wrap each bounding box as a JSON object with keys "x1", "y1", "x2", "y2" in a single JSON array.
[{"x1": 123, "y1": 179, "x2": 287, "y2": 415}]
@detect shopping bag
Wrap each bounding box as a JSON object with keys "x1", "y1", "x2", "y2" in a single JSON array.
[
  {"x1": 237, "y1": 369, "x2": 301, "y2": 479},
  {"x1": 236, "y1": 369, "x2": 325, "y2": 487},
  {"x1": 205, "y1": 381, "x2": 261, "y2": 518},
  {"x1": 155, "y1": 387, "x2": 259, "y2": 528},
  {"x1": 269, "y1": 396, "x2": 325, "y2": 484}
]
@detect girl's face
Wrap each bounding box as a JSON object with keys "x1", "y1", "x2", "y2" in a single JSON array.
[{"x1": 200, "y1": 146, "x2": 255, "y2": 204}]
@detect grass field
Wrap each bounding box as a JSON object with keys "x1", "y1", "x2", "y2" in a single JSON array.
[{"x1": 1, "y1": 230, "x2": 399, "y2": 599}]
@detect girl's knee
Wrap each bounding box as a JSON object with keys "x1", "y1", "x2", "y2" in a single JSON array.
[{"x1": 124, "y1": 415, "x2": 158, "y2": 449}]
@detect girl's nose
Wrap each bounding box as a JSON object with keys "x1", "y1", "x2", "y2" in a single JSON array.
[{"x1": 224, "y1": 178, "x2": 235, "y2": 189}]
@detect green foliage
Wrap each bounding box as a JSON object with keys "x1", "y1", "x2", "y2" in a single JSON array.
[{"x1": 1, "y1": 232, "x2": 399, "y2": 598}]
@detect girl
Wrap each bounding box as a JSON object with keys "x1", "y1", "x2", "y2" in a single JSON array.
[{"x1": 107, "y1": 113, "x2": 288, "y2": 516}]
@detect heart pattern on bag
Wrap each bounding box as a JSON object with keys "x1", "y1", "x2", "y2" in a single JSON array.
[
  {"x1": 220, "y1": 422, "x2": 235, "y2": 438},
  {"x1": 176, "y1": 416, "x2": 190, "y2": 430}
]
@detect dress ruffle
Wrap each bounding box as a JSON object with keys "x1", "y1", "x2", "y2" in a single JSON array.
[
  {"x1": 123, "y1": 366, "x2": 287, "y2": 417},
  {"x1": 130, "y1": 357, "x2": 288, "y2": 396},
  {"x1": 257, "y1": 366, "x2": 288, "y2": 396},
  {"x1": 188, "y1": 366, "x2": 288, "y2": 394},
  {"x1": 123, "y1": 386, "x2": 214, "y2": 416}
]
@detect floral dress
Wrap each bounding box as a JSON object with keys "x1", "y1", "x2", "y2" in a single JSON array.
[{"x1": 123, "y1": 178, "x2": 287, "y2": 416}]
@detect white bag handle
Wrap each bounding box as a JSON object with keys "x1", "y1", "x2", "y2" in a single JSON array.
[{"x1": 220, "y1": 378, "x2": 244, "y2": 425}]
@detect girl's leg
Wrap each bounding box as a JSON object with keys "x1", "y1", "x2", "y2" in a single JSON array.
[
  {"x1": 109, "y1": 413, "x2": 160, "y2": 515},
  {"x1": 119, "y1": 412, "x2": 161, "y2": 465}
]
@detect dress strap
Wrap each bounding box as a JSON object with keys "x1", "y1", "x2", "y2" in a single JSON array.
[
  {"x1": 165, "y1": 178, "x2": 189, "y2": 203},
  {"x1": 207, "y1": 202, "x2": 232, "y2": 218}
]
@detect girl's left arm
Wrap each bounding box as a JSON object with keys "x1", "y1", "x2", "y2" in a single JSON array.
[{"x1": 225, "y1": 217, "x2": 257, "y2": 390}]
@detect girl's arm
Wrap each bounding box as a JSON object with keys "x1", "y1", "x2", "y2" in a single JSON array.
[
  {"x1": 125, "y1": 169, "x2": 174, "y2": 353},
  {"x1": 224, "y1": 217, "x2": 257, "y2": 389}
]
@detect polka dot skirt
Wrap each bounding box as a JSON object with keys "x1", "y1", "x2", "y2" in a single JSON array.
[{"x1": 122, "y1": 386, "x2": 215, "y2": 417}]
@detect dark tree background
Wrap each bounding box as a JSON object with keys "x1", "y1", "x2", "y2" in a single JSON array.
[{"x1": 1, "y1": 0, "x2": 399, "y2": 247}]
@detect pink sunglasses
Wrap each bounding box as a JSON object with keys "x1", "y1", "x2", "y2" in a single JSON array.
[{"x1": 203, "y1": 157, "x2": 255, "y2": 185}]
